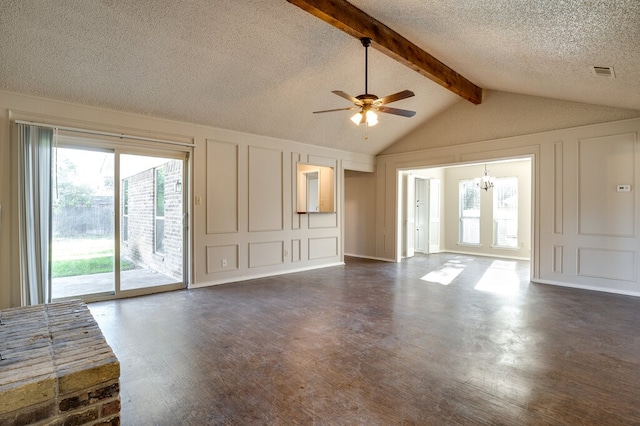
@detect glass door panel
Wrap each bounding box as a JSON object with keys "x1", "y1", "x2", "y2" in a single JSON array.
[
  {"x1": 119, "y1": 154, "x2": 184, "y2": 291},
  {"x1": 51, "y1": 147, "x2": 115, "y2": 299}
]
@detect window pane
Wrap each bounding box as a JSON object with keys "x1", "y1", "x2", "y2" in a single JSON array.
[
  {"x1": 120, "y1": 154, "x2": 183, "y2": 291},
  {"x1": 493, "y1": 177, "x2": 518, "y2": 248},
  {"x1": 459, "y1": 179, "x2": 480, "y2": 244},
  {"x1": 123, "y1": 179, "x2": 129, "y2": 215},
  {"x1": 123, "y1": 216, "x2": 128, "y2": 243},
  {"x1": 155, "y1": 168, "x2": 165, "y2": 217},
  {"x1": 155, "y1": 218, "x2": 165, "y2": 253},
  {"x1": 122, "y1": 179, "x2": 129, "y2": 242}
]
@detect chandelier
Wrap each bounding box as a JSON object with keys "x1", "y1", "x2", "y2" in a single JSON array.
[{"x1": 478, "y1": 164, "x2": 494, "y2": 191}]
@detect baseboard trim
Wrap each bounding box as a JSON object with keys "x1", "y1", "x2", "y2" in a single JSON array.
[
  {"x1": 190, "y1": 262, "x2": 345, "y2": 289},
  {"x1": 443, "y1": 250, "x2": 530, "y2": 261},
  {"x1": 344, "y1": 253, "x2": 394, "y2": 262},
  {"x1": 532, "y1": 278, "x2": 640, "y2": 298}
]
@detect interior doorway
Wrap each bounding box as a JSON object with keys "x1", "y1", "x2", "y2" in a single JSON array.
[
  {"x1": 51, "y1": 141, "x2": 188, "y2": 301},
  {"x1": 414, "y1": 177, "x2": 441, "y2": 254},
  {"x1": 399, "y1": 158, "x2": 532, "y2": 261}
]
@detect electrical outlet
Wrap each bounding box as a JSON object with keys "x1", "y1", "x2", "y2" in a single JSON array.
[
  {"x1": 284, "y1": 250, "x2": 289, "y2": 257},
  {"x1": 221, "y1": 259, "x2": 227, "y2": 267}
]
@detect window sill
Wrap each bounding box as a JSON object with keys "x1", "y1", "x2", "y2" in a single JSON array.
[
  {"x1": 457, "y1": 242, "x2": 482, "y2": 247},
  {"x1": 491, "y1": 245, "x2": 520, "y2": 251}
]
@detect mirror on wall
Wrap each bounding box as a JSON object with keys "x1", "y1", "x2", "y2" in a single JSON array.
[{"x1": 297, "y1": 163, "x2": 335, "y2": 213}]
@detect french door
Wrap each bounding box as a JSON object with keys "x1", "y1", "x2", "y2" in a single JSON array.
[{"x1": 51, "y1": 142, "x2": 188, "y2": 301}]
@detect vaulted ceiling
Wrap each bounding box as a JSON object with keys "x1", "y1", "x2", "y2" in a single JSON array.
[{"x1": 1, "y1": 1, "x2": 639, "y2": 155}]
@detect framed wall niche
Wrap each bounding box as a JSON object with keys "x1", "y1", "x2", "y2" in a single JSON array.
[{"x1": 297, "y1": 163, "x2": 335, "y2": 213}]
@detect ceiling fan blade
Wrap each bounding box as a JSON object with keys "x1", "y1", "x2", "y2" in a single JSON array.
[
  {"x1": 332, "y1": 90, "x2": 362, "y2": 105},
  {"x1": 313, "y1": 107, "x2": 358, "y2": 114},
  {"x1": 377, "y1": 105, "x2": 416, "y2": 117},
  {"x1": 375, "y1": 90, "x2": 415, "y2": 105}
]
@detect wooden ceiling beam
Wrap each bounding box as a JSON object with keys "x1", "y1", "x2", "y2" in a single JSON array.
[{"x1": 287, "y1": 0, "x2": 483, "y2": 104}]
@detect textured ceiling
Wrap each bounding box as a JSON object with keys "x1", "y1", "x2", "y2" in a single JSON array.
[{"x1": 1, "y1": 1, "x2": 639, "y2": 155}]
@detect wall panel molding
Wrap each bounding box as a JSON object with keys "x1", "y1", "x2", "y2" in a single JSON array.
[
  {"x1": 577, "y1": 133, "x2": 635, "y2": 237},
  {"x1": 553, "y1": 141, "x2": 563, "y2": 234},
  {"x1": 309, "y1": 237, "x2": 338, "y2": 260},
  {"x1": 248, "y1": 146, "x2": 283, "y2": 232},
  {"x1": 291, "y1": 152, "x2": 301, "y2": 230},
  {"x1": 206, "y1": 244, "x2": 239, "y2": 274},
  {"x1": 308, "y1": 213, "x2": 338, "y2": 229},
  {"x1": 291, "y1": 239, "x2": 301, "y2": 262},
  {"x1": 577, "y1": 247, "x2": 636, "y2": 282},
  {"x1": 249, "y1": 241, "x2": 284, "y2": 268},
  {"x1": 553, "y1": 245, "x2": 563, "y2": 274},
  {"x1": 206, "y1": 139, "x2": 238, "y2": 234}
]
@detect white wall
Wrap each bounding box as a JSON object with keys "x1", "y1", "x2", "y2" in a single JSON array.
[
  {"x1": 344, "y1": 170, "x2": 377, "y2": 258},
  {"x1": 374, "y1": 117, "x2": 640, "y2": 296},
  {"x1": 443, "y1": 161, "x2": 531, "y2": 259},
  {"x1": 0, "y1": 90, "x2": 374, "y2": 308},
  {"x1": 382, "y1": 90, "x2": 640, "y2": 155}
]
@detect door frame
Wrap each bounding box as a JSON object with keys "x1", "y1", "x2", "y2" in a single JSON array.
[
  {"x1": 397, "y1": 157, "x2": 533, "y2": 262},
  {"x1": 51, "y1": 134, "x2": 191, "y2": 302}
]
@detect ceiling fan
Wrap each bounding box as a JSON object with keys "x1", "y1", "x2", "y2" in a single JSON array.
[{"x1": 313, "y1": 37, "x2": 416, "y2": 126}]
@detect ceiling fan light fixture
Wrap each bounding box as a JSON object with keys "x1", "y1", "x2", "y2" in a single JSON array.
[
  {"x1": 350, "y1": 109, "x2": 378, "y2": 126},
  {"x1": 350, "y1": 111, "x2": 363, "y2": 125},
  {"x1": 365, "y1": 110, "x2": 378, "y2": 126},
  {"x1": 313, "y1": 37, "x2": 415, "y2": 127}
]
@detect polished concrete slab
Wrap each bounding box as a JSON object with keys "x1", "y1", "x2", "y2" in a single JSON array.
[
  {"x1": 52, "y1": 268, "x2": 178, "y2": 299},
  {"x1": 89, "y1": 254, "x2": 640, "y2": 425}
]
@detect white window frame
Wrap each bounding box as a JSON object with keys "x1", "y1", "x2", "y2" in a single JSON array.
[
  {"x1": 493, "y1": 177, "x2": 518, "y2": 249},
  {"x1": 459, "y1": 179, "x2": 481, "y2": 245},
  {"x1": 154, "y1": 167, "x2": 165, "y2": 254}
]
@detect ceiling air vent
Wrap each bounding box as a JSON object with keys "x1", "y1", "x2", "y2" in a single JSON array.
[{"x1": 592, "y1": 66, "x2": 615, "y2": 78}]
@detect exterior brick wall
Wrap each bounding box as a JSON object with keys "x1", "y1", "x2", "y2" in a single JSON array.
[
  {"x1": 121, "y1": 159, "x2": 183, "y2": 280},
  {"x1": 0, "y1": 301, "x2": 120, "y2": 426}
]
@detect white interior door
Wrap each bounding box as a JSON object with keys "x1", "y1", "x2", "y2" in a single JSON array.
[
  {"x1": 405, "y1": 174, "x2": 415, "y2": 257},
  {"x1": 429, "y1": 179, "x2": 441, "y2": 253},
  {"x1": 415, "y1": 178, "x2": 428, "y2": 253}
]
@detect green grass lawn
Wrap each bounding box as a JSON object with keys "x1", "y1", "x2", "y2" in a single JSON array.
[
  {"x1": 52, "y1": 256, "x2": 136, "y2": 278},
  {"x1": 52, "y1": 238, "x2": 136, "y2": 278}
]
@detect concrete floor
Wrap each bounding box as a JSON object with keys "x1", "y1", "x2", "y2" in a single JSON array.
[
  {"x1": 52, "y1": 268, "x2": 178, "y2": 299},
  {"x1": 89, "y1": 254, "x2": 640, "y2": 425}
]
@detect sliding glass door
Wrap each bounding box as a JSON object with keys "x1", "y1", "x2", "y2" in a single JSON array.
[
  {"x1": 119, "y1": 154, "x2": 184, "y2": 291},
  {"x1": 51, "y1": 141, "x2": 187, "y2": 301},
  {"x1": 51, "y1": 147, "x2": 116, "y2": 299}
]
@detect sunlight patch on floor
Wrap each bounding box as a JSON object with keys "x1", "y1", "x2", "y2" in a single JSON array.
[
  {"x1": 474, "y1": 260, "x2": 520, "y2": 294},
  {"x1": 421, "y1": 260, "x2": 467, "y2": 285}
]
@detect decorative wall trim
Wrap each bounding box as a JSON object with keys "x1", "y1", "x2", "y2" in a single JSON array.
[
  {"x1": 308, "y1": 237, "x2": 338, "y2": 260},
  {"x1": 249, "y1": 240, "x2": 284, "y2": 268},
  {"x1": 206, "y1": 139, "x2": 239, "y2": 234},
  {"x1": 206, "y1": 244, "x2": 239, "y2": 274},
  {"x1": 291, "y1": 239, "x2": 301, "y2": 262},
  {"x1": 553, "y1": 245, "x2": 563, "y2": 274},
  {"x1": 248, "y1": 146, "x2": 284, "y2": 232},
  {"x1": 553, "y1": 141, "x2": 563, "y2": 234},
  {"x1": 577, "y1": 247, "x2": 636, "y2": 282},
  {"x1": 577, "y1": 133, "x2": 636, "y2": 237}
]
